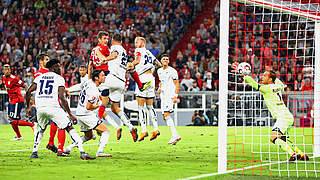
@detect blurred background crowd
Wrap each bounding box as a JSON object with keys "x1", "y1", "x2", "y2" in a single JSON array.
[{"x1": 0, "y1": 0, "x2": 314, "y2": 93}]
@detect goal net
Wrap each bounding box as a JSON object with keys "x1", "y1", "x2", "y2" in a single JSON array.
[{"x1": 218, "y1": 0, "x2": 320, "y2": 177}]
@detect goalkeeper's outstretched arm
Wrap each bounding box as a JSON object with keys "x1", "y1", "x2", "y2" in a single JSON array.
[{"x1": 244, "y1": 76, "x2": 260, "y2": 91}]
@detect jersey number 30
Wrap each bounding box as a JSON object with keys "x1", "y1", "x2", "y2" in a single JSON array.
[{"x1": 39, "y1": 80, "x2": 54, "y2": 95}]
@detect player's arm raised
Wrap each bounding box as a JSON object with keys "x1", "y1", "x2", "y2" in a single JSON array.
[
  {"x1": 58, "y1": 86, "x2": 77, "y2": 124},
  {"x1": 26, "y1": 83, "x2": 37, "y2": 117}
]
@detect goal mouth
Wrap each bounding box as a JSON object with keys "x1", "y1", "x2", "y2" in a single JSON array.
[{"x1": 237, "y1": 0, "x2": 320, "y2": 20}]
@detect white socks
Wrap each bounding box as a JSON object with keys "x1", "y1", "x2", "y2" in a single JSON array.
[
  {"x1": 118, "y1": 111, "x2": 134, "y2": 131},
  {"x1": 104, "y1": 114, "x2": 120, "y2": 130},
  {"x1": 66, "y1": 135, "x2": 91, "y2": 151},
  {"x1": 32, "y1": 129, "x2": 44, "y2": 153},
  {"x1": 166, "y1": 116, "x2": 179, "y2": 137},
  {"x1": 147, "y1": 105, "x2": 158, "y2": 131},
  {"x1": 97, "y1": 131, "x2": 110, "y2": 153},
  {"x1": 68, "y1": 129, "x2": 84, "y2": 153},
  {"x1": 138, "y1": 106, "x2": 147, "y2": 133}
]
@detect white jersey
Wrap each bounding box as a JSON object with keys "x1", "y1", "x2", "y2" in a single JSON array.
[
  {"x1": 134, "y1": 47, "x2": 156, "y2": 75},
  {"x1": 109, "y1": 45, "x2": 128, "y2": 81},
  {"x1": 80, "y1": 74, "x2": 88, "y2": 83},
  {"x1": 76, "y1": 80, "x2": 100, "y2": 116},
  {"x1": 33, "y1": 72, "x2": 65, "y2": 108},
  {"x1": 157, "y1": 66, "x2": 178, "y2": 98}
]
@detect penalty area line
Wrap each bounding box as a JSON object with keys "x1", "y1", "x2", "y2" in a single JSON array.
[
  {"x1": 0, "y1": 142, "x2": 119, "y2": 153},
  {"x1": 179, "y1": 156, "x2": 316, "y2": 180}
]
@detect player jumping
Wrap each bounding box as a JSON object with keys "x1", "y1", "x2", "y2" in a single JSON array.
[
  {"x1": 132, "y1": 37, "x2": 162, "y2": 142},
  {"x1": 2, "y1": 64, "x2": 36, "y2": 141},
  {"x1": 232, "y1": 63, "x2": 309, "y2": 161}
]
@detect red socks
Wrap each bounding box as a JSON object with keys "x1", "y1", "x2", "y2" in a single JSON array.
[
  {"x1": 98, "y1": 105, "x2": 106, "y2": 119},
  {"x1": 57, "y1": 129, "x2": 66, "y2": 153},
  {"x1": 10, "y1": 120, "x2": 21, "y2": 138},
  {"x1": 129, "y1": 70, "x2": 143, "y2": 88},
  {"x1": 48, "y1": 122, "x2": 58, "y2": 145},
  {"x1": 17, "y1": 120, "x2": 34, "y2": 127}
]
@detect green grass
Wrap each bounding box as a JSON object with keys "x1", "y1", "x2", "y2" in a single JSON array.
[{"x1": 0, "y1": 125, "x2": 319, "y2": 180}]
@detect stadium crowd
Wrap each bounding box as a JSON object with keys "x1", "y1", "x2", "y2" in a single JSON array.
[
  {"x1": 0, "y1": 0, "x2": 200, "y2": 90},
  {"x1": 0, "y1": 0, "x2": 314, "y2": 93}
]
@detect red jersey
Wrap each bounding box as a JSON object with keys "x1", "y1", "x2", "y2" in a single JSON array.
[
  {"x1": 90, "y1": 44, "x2": 110, "y2": 72},
  {"x1": 3, "y1": 74, "x2": 24, "y2": 104},
  {"x1": 34, "y1": 68, "x2": 49, "y2": 78}
]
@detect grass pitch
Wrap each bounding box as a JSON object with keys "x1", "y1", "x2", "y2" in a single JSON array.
[
  {"x1": 0, "y1": 125, "x2": 218, "y2": 180},
  {"x1": 0, "y1": 125, "x2": 319, "y2": 180}
]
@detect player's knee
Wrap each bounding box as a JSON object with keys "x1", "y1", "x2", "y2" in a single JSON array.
[
  {"x1": 101, "y1": 89, "x2": 109, "y2": 97},
  {"x1": 9, "y1": 119, "x2": 17, "y2": 125},
  {"x1": 146, "y1": 105, "x2": 153, "y2": 110}
]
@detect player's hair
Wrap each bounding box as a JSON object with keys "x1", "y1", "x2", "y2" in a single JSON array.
[
  {"x1": 112, "y1": 33, "x2": 122, "y2": 43},
  {"x1": 36, "y1": 53, "x2": 49, "y2": 63},
  {"x1": 3, "y1": 64, "x2": 10, "y2": 68},
  {"x1": 98, "y1": 31, "x2": 109, "y2": 39},
  {"x1": 269, "y1": 70, "x2": 277, "y2": 82},
  {"x1": 91, "y1": 69, "x2": 103, "y2": 81},
  {"x1": 160, "y1": 54, "x2": 169, "y2": 60},
  {"x1": 79, "y1": 65, "x2": 86, "y2": 69},
  {"x1": 46, "y1": 59, "x2": 60, "y2": 69},
  {"x1": 136, "y1": 37, "x2": 146, "y2": 45}
]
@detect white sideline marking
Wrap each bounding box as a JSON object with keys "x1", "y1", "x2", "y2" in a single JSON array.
[
  {"x1": 0, "y1": 142, "x2": 118, "y2": 153},
  {"x1": 179, "y1": 156, "x2": 316, "y2": 180}
]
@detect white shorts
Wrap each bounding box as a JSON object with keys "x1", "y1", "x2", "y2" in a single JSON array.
[
  {"x1": 99, "y1": 74, "x2": 125, "y2": 102},
  {"x1": 135, "y1": 73, "x2": 155, "y2": 98},
  {"x1": 77, "y1": 113, "x2": 103, "y2": 132},
  {"x1": 37, "y1": 107, "x2": 72, "y2": 130},
  {"x1": 161, "y1": 96, "x2": 174, "y2": 114},
  {"x1": 272, "y1": 114, "x2": 294, "y2": 134}
]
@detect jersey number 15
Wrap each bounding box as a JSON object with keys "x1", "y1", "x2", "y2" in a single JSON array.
[{"x1": 39, "y1": 80, "x2": 54, "y2": 95}]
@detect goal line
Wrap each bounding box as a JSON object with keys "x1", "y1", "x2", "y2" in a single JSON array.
[{"x1": 179, "y1": 156, "x2": 316, "y2": 180}]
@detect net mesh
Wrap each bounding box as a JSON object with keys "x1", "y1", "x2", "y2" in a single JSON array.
[{"x1": 227, "y1": 0, "x2": 319, "y2": 177}]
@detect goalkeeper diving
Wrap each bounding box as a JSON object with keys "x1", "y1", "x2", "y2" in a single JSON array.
[{"x1": 232, "y1": 63, "x2": 309, "y2": 162}]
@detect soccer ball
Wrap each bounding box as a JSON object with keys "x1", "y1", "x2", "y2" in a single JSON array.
[{"x1": 237, "y1": 62, "x2": 251, "y2": 75}]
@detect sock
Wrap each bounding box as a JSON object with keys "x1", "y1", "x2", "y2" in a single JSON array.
[
  {"x1": 274, "y1": 138, "x2": 295, "y2": 156},
  {"x1": 68, "y1": 129, "x2": 84, "y2": 153},
  {"x1": 48, "y1": 122, "x2": 58, "y2": 145},
  {"x1": 129, "y1": 69, "x2": 143, "y2": 88},
  {"x1": 17, "y1": 120, "x2": 34, "y2": 127},
  {"x1": 10, "y1": 120, "x2": 21, "y2": 138},
  {"x1": 97, "y1": 131, "x2": 110, "y2": 153},
  {"x1": 57, "y1": 129, "x2": 66, "y2": 153},
  {"x1": 104, "y1": 114, "x2": 120, "y2": 130},
  {"x1": 138, "y1": 106, "x2": 147, "y2": 133},
  {"x1": 33, "y1": 129, "x2": 44, "y2": 153},
  {"x1": 165, "y1": 116, "x2": 179, "y2": 137},
  {"x1": 147, "y1": 105, "x2": 158, "y2": 131},
  {"x1": 118, "y1": 111, "x2": 134, "y2": 130},
  {"x1": 66, "y1": 135, "x2": 91, "y2": 152},
  {"x1": 287, "y1": 139, "x2": 304, "y2": 155},
  {"x1": 98, "y1": 105, "x2": 106, "y2": 119}
]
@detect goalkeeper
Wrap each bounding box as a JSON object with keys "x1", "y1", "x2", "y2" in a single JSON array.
[{"x1": 233, "y1": 63, "x2": 309, "y2": 162}]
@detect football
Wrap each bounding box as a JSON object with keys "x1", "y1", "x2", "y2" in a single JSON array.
[{"x1": 237, "y1": 62, "x2": 251, "y2": 75}]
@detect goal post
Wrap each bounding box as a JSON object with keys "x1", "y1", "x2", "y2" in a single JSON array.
[
  {"x1": 218, "y1": 0, "x2": 320, "y2": 177},
  {"x1": 218, "y1": 0, "x2": 230, "y2": 173},
  {"x1": 314, "y1": 21, "x2": 320, "y2": 157}
]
